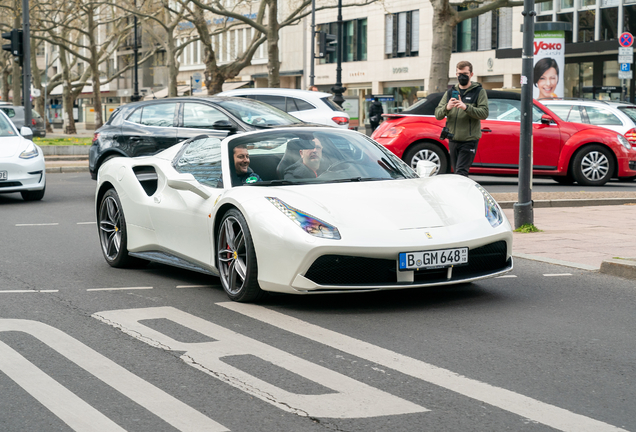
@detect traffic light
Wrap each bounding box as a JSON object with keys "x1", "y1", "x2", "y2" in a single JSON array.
[
  {"x1": 316, "y1": 31, "x2": 337, "y2": 58},
  {"x1": 2, "y1": 29, "x2": 23, "y2": 58}
]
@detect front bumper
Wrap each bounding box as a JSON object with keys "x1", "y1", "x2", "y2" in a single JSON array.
[{"x1": 0, "y1": 154, "x2": 46, "y2": 194}]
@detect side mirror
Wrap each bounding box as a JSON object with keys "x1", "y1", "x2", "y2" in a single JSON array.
[
  {"x1": 540, "y1": 114, "x2": 553, "y2": 125},
  {"x1": 213, "y1": 119, "x2": 237, "y2": 133},
  {"x1": 167, "y1": 174, "x2": 211, "y2": 199},
  {"x1": 416, "y1": 160, "x2": 438, "y2": 178},
  {"x1": 20, "y1": 126, "x2": 33, "y2": 139}
]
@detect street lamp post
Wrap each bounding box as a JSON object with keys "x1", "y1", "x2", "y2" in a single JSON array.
[
  {"x1": 131, "y1": 0, "x2": 141, "y2": 102},
  {"x1": 331, "y1": 0, "x2": 345, "y2": 107},
  {"x1": 22, "y1": 0, "x2": 32, "y2": 127},
  {"x1": 514, "y1": 0, "x2": 536, "y2": 229}
]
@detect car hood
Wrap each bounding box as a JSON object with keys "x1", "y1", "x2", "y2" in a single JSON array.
[
  {"x1": 0, "y1": 136, "x2": 28, "y2": 158},
  {"x1": 250, "y1": 175, "x2": 487, "y2": 230}
]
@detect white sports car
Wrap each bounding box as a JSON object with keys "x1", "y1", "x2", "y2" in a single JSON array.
[
  {"x1": 96, "y1": 127, "x2": 513, "y2": 302},
  {"x1": 0, "y1": 110, "x2": 46, "y2": 201}
]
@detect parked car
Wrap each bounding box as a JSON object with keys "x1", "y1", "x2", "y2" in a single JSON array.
[
  {"x1": 218, "y1": 88, "x2": 350, "y2": 128},
  {"x1": 0, "y1": 106, "x2": 47, "y2": 138},
  {"x1": 0, "y1": 110, "x2": 46, "y2": 201},
  {"x1": 96, "y1": 127, "x2": 512, "y2": 302},
  {"x1": 372, "y1": 90, "x2": 636, "y2": 186},
  {"x1": 89, "y1": 96, "x2": 309, "y2": 179},
  {"x1": 539, "y1": 99, "x2": 636, "y2": 147}
]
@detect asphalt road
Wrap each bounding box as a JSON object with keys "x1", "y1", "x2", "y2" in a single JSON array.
[{"x1": 0, "y1": 173, "x2": 634, "y2": 431}]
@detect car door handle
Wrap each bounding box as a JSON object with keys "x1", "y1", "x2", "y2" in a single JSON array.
[
  {"x1": 129, "y1": 136, "x2": 143, "y2": 141},
  {"x1": 481, "y1": 128, "x2": 492, "y2": 132}
]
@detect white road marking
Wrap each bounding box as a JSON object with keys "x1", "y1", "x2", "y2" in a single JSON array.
[
  {"x1": 86, "y1": 287, "x2": 153, "y2": 291},
  {"x1": 76, "y1": 222, "x2": 96, "y2": 225},
  {"x1": 0, "y1": 340, "x2": 127, "y2": 431},
  {"x1": 543, "y1": 273, "x2": 573, "y2": 277},
  {"x1": 496, "y1": 275, "x2": 517, "y2": 278},
  {"x1": 0, "y1": 319, "x2": 228, "y2": 432},
  {"x1": 176, "y1": 285, "x2": 213, "y2": 289},
  {"x1": 0, "y1": 290, "x2": 59, "y2": 293},
  {"x1": 219, "y1": 302, "x2": 627, "y2": 432},
  {"x1": 94, "y1": 307, "x2": 426, "y2": 419},
  {"x1": 15, "y1": 223, "x2": 59, "y2": 226}
]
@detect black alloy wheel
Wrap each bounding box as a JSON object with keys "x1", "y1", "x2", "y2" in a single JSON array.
[
  {"x1": 98, "y1": 189, "x2": 145, "y2": 268},
  {"x1": 217, "y1": 209, "x2": 263, "y2": 302}
]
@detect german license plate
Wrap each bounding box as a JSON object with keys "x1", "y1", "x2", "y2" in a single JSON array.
[
  {"x1": 0, "y1": 171, "x2": 7, "y2": 181},
  {"x1": 399, "y1": 247, "x2": 468, "y2": 270}
]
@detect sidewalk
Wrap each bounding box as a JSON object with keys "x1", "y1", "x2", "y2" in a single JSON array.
[{"x1": 42, "y1": 151, "x2": 636, "y2": 280}]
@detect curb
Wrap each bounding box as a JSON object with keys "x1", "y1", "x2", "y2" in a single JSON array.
[
  {"x1": 40, "y1": 146, "x2": 91, "y2": 156},
  {"x1": 498, "y1": 198, "x2": 636, "y2": 208},
  {"x1": 45, "y1": 166, "x2": 89, "y2": 174},
  {"x1": 599, "y1": 258, "x2": 636, "y2": 280}
]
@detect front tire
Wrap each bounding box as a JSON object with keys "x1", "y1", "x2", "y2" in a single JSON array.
[
  {"x1": 98, "y1": 188, "x2": 145, "y2": 268},
  {"x1": 571, "y1": 145, "x2": 615, "y2": 186},
  {"x1": 402, "y1": 142, "x2": 448, "y2": 174},
  {"x1": 217, "y1": 209, "x2": 264, "y2": 302}
]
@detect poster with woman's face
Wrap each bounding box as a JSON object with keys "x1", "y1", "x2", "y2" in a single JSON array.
[{"x1": 533, "y1": 31, "x2": 565, "y2": 100}]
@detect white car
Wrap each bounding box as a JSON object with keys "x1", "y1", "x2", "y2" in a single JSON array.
[
  {"x1": 96, "y1": 127, "x2": 512, "y2": 302},
  {"x1": 541, "y1": 99, "x2": 636, "y2": 147},
  {"x1": 0, "y1": 110, "x2": 46, "y2": 201},
  {"x1": 219, "y1": 88, "x2": 350, "y2": 129}
]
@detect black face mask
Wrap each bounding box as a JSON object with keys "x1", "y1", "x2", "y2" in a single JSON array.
[{"x1": 458, "y1": 74, "x2": 470, "y2": 86}]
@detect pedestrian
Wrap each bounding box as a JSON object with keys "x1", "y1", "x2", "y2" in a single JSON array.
[
  {"x1": 434, "y1": 61, "x2": 489, "y2": 176},
  {"x1": 368, "y1": 97, "x2": 383, "y2": 132},
  {"x1": 308, "y1": 85, "x2": 318, "y2": 91}
]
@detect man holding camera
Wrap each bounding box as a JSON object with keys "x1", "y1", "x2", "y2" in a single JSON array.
[{"x1": 434, "y1": 61, "x2": 489, "y2": 176}]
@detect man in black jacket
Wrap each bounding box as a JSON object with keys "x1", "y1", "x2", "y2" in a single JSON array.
[
  {"x1": 368, "y1": 97, "x2": 383, "y2": 132},
  {"x1": 284, "y1": 138, "x2": 324, "y2": 179},
  {"x1": 231, "y1": 144, "x2": 261, "y2": 185}
]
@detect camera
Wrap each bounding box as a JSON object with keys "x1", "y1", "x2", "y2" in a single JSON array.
[{"x1": 440, "y1": 127, "x2": 454, "y2": 140}]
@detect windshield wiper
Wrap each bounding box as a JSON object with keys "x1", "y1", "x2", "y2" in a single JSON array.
[{"x1": 331, "y1": 177, "x2": 386, "y2": 183}]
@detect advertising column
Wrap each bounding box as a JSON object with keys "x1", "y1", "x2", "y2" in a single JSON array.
[{"x1": 533, "y1": 30, "x2": 565, "y2": 100}]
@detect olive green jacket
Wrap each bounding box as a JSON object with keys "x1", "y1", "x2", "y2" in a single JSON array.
[{"x1": 434, "y1": 83, "x2": 489, "y2": 142}]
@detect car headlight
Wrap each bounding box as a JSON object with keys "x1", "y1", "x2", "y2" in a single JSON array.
[
  {"x1": 267, "y1": 197, "x2": 341, "y2": 240},
  {"x1": 475, "y1": 184, "x2": 503, "y2": 228},
  {"x1": 19, "y1": 142, "x2": 39, "y2": 159},
  {"x1": 617, "y1": 134, "x2": 631, "y2": 150}
]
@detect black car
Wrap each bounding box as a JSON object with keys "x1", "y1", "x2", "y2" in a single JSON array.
[
  {"x1": 89, "y1": 96, "x2": 305, "y2": 179},
  {"x1": 0, "y1": 106, "x2": 47, "y2": 138}
]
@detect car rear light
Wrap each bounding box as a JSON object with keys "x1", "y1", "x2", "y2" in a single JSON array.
[
  {"x1": 378, "y1": 126, "x2": 405, "y2": 138},
  {"x1": 332, "y1": 116, "x2": 349, "y2": 125},
  {"x1": 93, "y1": 132, "x2": 100, "y2": 143},
  {"x1": 625, "y1": 128, "x2": 636, "y2": 146},
  {"x1": 31, "y1": 118, "x2": 36, "y2": 126}
]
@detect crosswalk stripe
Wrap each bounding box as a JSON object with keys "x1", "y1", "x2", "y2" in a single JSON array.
[{"x1": 218, "y1": 302, "x2": 626, "y2": 432}]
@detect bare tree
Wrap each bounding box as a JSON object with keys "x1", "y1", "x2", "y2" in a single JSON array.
[
  {"x1": 189, "y1": 0, "x2": 378, "y2": 88},
  {"x1": 186, "y1": 2, "x2": 266, "y2": 94},
  {"x1": 121, "y1": 0, "x2": 198, "y2": 98}
]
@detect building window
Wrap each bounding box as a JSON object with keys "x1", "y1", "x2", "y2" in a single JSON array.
[
  {"x1": 385, "y1": 11, "x2": 419, "y2": 58},
  {"x1": 578, "y1": 10, "x2": 595, "y2": 42},
  {"x1": 600, "y1": 7, "x2": 618, "y2": 41},
  {"x1": 318, "y1": 18, "x2": 368, "y2": 64}
]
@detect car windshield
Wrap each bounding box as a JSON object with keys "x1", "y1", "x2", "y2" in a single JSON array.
[
  {"x1": 227, "y1": 129, "x2": 418, "y2": 187},
  {"x1": 321, "y1": 97, "x2": 345, "y2": 112},
  {"x1": 216, "y1": 98, "x2": 303, "y2": 127},
  {"x1": 0, "y1": 113, "x2": 17, "y2": 137},
  {"x1": 619, "y1": 106, "x2": 636, "y2": 124}
]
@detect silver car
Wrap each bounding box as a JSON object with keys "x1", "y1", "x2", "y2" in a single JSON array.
[{"x1": 0, "y1": 106, "x2": 47, "y2": 138}]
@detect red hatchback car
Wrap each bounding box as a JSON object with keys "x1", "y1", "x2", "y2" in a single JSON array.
[{"x1": 372, "y1": 90, "x2": 636, "y2": 186}]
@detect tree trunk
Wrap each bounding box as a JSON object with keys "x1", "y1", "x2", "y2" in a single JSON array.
[
  {"x1": 63, "y1": 88, "x2": 77, "y2": 134},
  {"x1": 88, "y1": 13, "x2": 103, "y2": 129},
  {"x1": 2, "y1": 67, "x2": 10, "y2": 103},
  {"x1": 266, "y1": 0, "x2": 280, "y2": 88},
  {"x1": 427, "y1": 0, "x2": 457, "y2": 93}
]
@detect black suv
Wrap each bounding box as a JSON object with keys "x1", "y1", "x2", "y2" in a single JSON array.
[{"x1": 89, "y1": 96, "x2": 304, "y2": 179}]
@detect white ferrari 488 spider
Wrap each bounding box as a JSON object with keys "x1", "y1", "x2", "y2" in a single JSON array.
[{"x1": 96, "y1": 127, "x2": 513, "y2": 302}]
